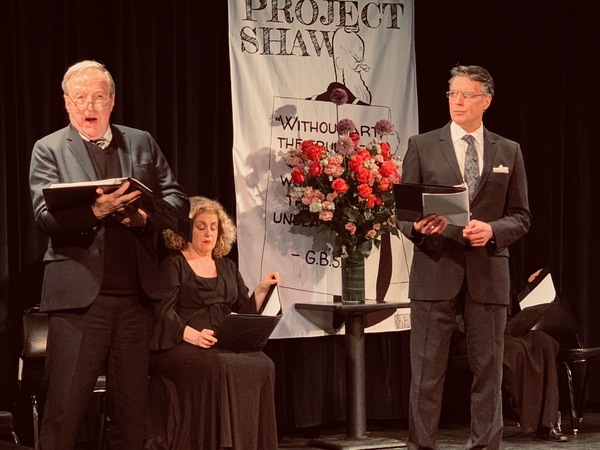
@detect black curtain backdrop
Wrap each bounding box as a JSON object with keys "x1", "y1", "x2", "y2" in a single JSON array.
[{"x1": 1, "y1": 0, "x2": 598, "y2": 430}]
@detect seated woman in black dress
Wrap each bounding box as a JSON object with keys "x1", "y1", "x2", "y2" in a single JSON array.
[
  {"x1": 502, "y1": 269, "x2": 567, "y2": 442},
  {"x1": 146, "y1": 196, "x2": 281, "y2": 450}
]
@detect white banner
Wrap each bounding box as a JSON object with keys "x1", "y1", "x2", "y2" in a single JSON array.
[{"x1": 228, "y1": 0, "x2": 417, "y2": 337}]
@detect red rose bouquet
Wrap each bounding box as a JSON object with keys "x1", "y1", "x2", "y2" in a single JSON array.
[{"x1": 284, "y1": 117, "x2": 401, "y2": 259}]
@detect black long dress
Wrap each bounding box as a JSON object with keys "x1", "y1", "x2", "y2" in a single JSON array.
[
  {"x1": 503, "y1": 330, "x2": 561, "y2": 433},
  {"x1": 501, "y1": 286, "x2": 561, "y2": 433},
  {"x1": 145, "y1": 251, "x2": 278, "y2": 450}
]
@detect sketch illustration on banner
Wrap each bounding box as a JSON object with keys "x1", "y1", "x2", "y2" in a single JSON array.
[{"x1": 308, "y1": 27, "x2": 372, "y2": 106}]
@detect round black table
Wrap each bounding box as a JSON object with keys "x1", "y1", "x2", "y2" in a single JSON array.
[{"x1": 295, "y1": 300, "x2": 409, "y2": 449}]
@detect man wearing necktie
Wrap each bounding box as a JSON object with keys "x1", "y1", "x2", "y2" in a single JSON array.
[
  {"x1": 397, "y1": 65, "x2": 531, "y2": 449},
  {"x1": 29, "y1": 60, "x2": 189, "y2": 450}
]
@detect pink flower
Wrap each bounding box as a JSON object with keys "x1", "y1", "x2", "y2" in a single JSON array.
[
  {"x1": 326, "y1": 192, "x2": 339, "y2": 201},
  {"x1": 336, "y1": 135, "x2": 355, "y2": 155},
  {"x1": 375, "y1": 119, "x2": 394, "y2": 136},
  {"x1": 337, "y1": 119, "x2": 355, "y2": 135},
  {"x1": 323, "y1": 155, "x2": 344, "y2": 177},
  {"x1": 330, "y1": 88, "x2": 348, "y2": 105},
  {"x1": 319, "y1": 210, "x2": 334, "y2": 221},
  {"x1": 345, "y1": 222, "x2": 357, "y2": 235},
  {"x1": 301, "y1": 187, "x2": 324, "y2": 205},
  {"x1": 365, "y1": 229, "x2": 377, "y2": 239},
  {"x1": 285, "y1": 154, "x2": 304, "y2": 168}
]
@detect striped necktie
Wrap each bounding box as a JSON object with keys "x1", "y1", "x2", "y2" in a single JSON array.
[
  {"x1": 90, "y1": 138, "x2": 107, "y2": 149},
  {"x1": 462, "y1": 134, "x2": 479, "y2": 201}
]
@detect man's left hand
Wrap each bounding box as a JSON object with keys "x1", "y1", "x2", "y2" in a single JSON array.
[
  {"x1": 112, "y1": 204, "x2": 148, "y2": 228},
  {"x1": 463, "y1": 220, "x2": 493, "y2": 247}
]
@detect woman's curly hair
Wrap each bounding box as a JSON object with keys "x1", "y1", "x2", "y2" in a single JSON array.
[{"x1": 162, "y1": 196, "x2": 236, "y2": 258}]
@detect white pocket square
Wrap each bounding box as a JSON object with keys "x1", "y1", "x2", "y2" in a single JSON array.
[{"x1": 493, "y1": 165, "x2": 509, "y2": 174}]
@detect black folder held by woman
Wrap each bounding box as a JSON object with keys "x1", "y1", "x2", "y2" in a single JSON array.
[
  {"x1": 504, "y1": 267, "x2": 556, "y2": 337},
  {"x1": 215, "y1": 285, "x2": 282, "y2": 352}
]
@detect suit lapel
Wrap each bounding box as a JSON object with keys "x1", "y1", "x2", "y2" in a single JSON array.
[
  {"x1": 438, "y1": 124, "x2": 463, "y2": 184},
  {"x1": 475, "y1": 127, "x2": 497, "y2": 198},
  {"x1": 66, "y1": 126, "x2": 97, "y2": 180},
  {"x1": 114, "y1": 125, "x2": 133, "y2": 178}
]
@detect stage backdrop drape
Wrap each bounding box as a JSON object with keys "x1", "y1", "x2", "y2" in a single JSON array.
[{"x1": 228, "y1": 0, "x2": 417, "y2": 338}]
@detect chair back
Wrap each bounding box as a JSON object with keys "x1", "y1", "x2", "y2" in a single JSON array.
[
  {"x1": 22, "y1": 306, "x2": 49, "y2": 359},
  {"x1": 19, "y1": 306, "x2": 108, "y2": 450}
]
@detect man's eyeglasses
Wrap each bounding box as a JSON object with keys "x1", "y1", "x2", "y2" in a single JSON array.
[
  {"x1": 446, "y1": 91, "x2": 487, "y2": 100},
  {"x1": 68, "y1": 95, "x2": 113, "y2": 111}
]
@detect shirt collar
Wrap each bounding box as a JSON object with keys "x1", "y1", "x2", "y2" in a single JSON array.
[
  {"x1": 80, "y1": 127, "x2": 113, "y2": 144},
  {"x1": 450, "y1": 121, "x2": 484, "y2": 145}
]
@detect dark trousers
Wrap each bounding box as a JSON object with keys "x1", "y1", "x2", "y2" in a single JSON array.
[
  {"x1": 408, "y1": 294, "x2": 507, "y2": 450},
  {"x1": 41, "y1": 294, "x2": 151, "y2": 450}
]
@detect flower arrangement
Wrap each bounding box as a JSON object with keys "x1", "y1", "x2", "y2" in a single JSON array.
[{"x1": 284, "y1": 90, "x2": 401, "y2": 260}]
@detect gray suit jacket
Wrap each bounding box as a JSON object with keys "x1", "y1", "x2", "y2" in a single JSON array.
[
  {"x1": 29, "y1": 124, "x2": 190, "y2": 312},
  {"x1": 399, "y1": 122, "x2": 530, "y2": 304}
]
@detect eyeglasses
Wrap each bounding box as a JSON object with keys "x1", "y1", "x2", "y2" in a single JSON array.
[
  {"x1": 68, "y1": 94, "x2": 113, "y2": 111},
  {"x1": 446, "y1": 91, "x2": 487, "y2": 100}
]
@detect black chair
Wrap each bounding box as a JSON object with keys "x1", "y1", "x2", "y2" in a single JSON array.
[
  {"x1": 18, "y1": 306, "x2": 107, "y2": 450},
  {"x1": 0, "y1": 411, "x2": 20, "y2": 444},
  {"x1": 532, "y1": 294, "x2": 600, "y2": 434}
]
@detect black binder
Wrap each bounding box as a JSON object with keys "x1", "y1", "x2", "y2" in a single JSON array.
[
  {"x1": 214, "y1": 313, "x2": 281, "y2": 352},
  {"x1": 393, "y1": 182, "x2": 468, "y2": 225},
  {"x1": 504, "y1": 267, "x2": 555, "y2": 337},
  {"x1": 215, "y1": 284, "x2": 282, "y2": 352},
  {"x1": 42, "y1": 177, "x2": 192, "y2": 241}
]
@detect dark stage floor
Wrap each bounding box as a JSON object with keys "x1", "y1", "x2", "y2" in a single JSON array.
[
  {"x1": 277, "y1": 411, "x2": 600, "y2": 449},
  {"x1": 3, "y1": 411, "x2": 599, "y2": 449}
]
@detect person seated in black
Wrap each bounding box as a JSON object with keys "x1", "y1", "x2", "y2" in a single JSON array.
[
  {"x1": 146, "y1": 196, "x2": 281, "y2": 450},
  {"x1": 502, "y1": 269, "x2": 567, "y2": 442}
]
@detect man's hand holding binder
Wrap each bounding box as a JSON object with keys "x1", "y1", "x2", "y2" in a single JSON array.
[
  {"x1": 92, "y1": 180, "x2": 146, "y2": 227},
  {"x1": 43, "y1": 177, "x2": 193, "y2": 240},
  {"x1": 393, "y1": 182, "x2": 470, "y2": 227}
]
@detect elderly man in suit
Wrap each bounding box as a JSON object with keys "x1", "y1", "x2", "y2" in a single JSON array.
[
  {"x1": 398, "y1": 65, "x2": 531, "y2": 449},
  {"x1": 29, "y1": 60, "x2": 189, "y2": 450}
]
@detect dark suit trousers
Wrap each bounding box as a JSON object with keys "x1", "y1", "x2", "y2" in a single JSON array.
[
  {"x1": 408, "y1": 294, "x2": 507, "y2": 450},
  {"x1": 41, "y1": 294, "x2": 151, "y2": 450}
]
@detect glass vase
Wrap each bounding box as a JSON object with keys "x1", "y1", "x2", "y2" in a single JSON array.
[{"x1": 340, "y1": 247, "x2": 366, "y2": 304}]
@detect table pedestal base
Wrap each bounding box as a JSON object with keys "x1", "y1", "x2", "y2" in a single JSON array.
[
  {"x1": 308, "y1": 435, "x2": 407, "y2": 449},
  {"x1": 295, "y1": 301, "x2": 410, "y2": 450}
]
